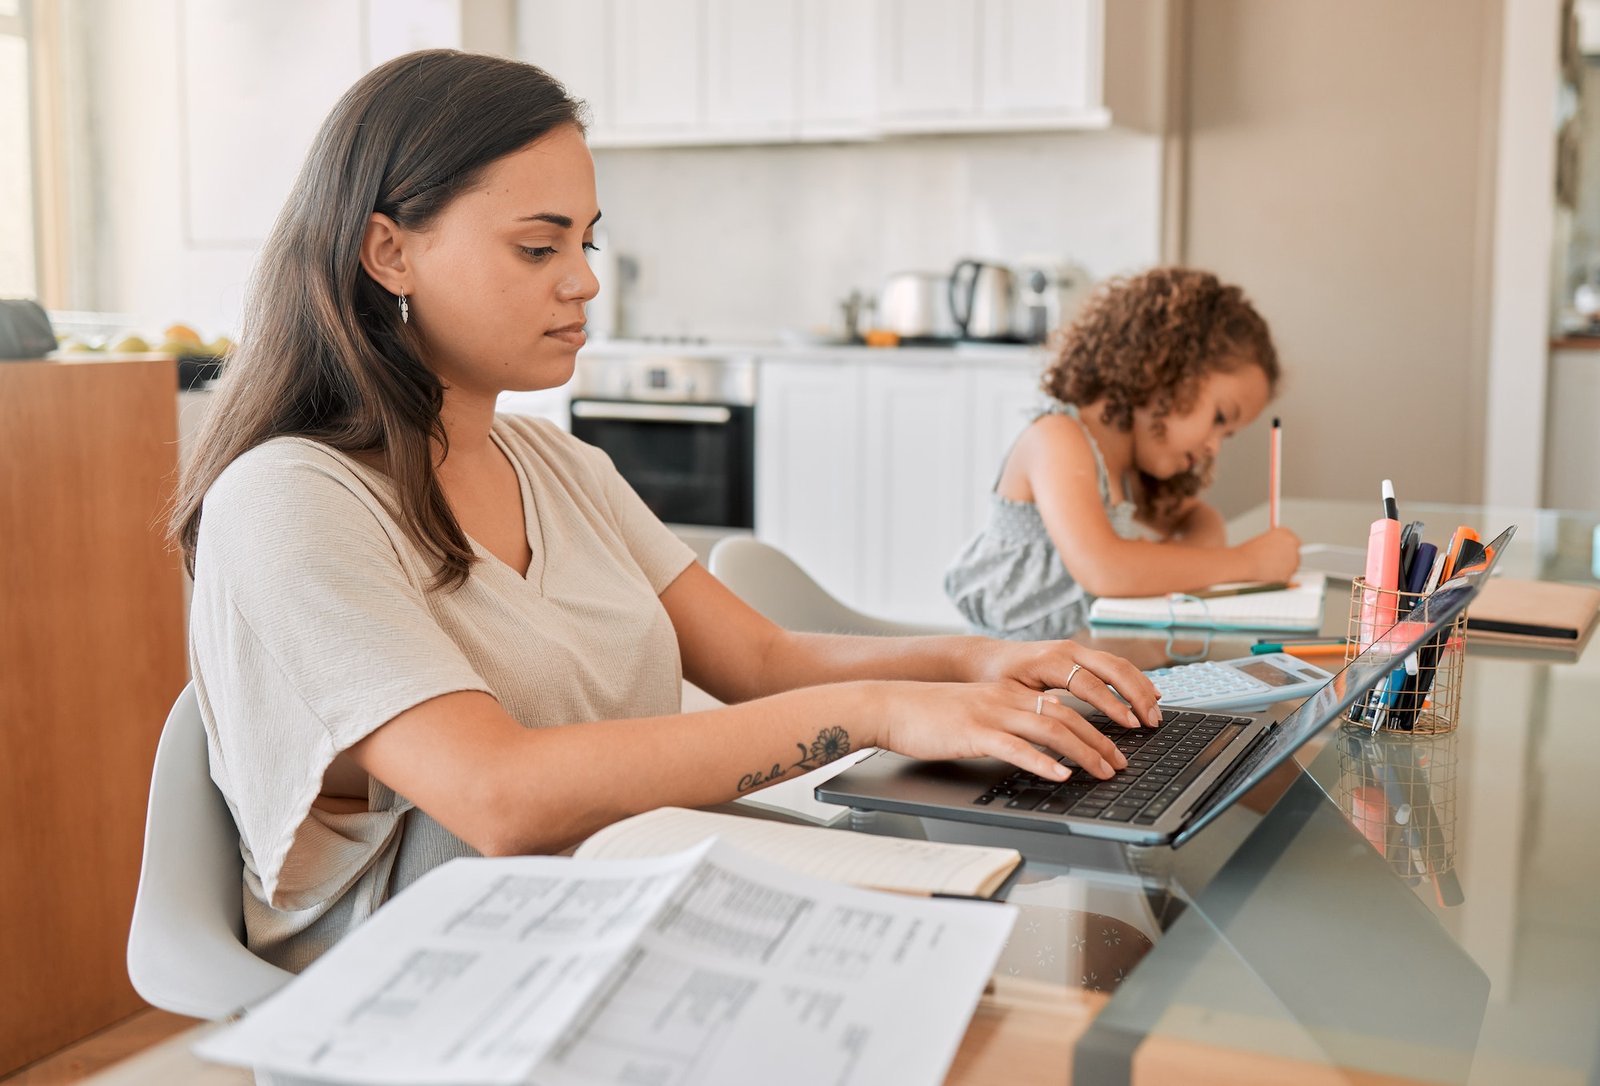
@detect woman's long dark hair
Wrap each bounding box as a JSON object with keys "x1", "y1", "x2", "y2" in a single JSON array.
[{"x1": 172, "y1": 50, "x2": 585, "y2": 589}]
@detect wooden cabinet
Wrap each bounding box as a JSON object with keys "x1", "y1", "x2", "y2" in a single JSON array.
[
  {"x1": 756, "y1": 355, "x2": 1041, "y2": 625},
  {"x1": 0, "y1": 357, "x2": 188, "y2": 1075}
]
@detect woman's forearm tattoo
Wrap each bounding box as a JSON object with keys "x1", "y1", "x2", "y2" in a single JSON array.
[{"x1": 736, "y1": 726, "x2": 852, "y2": 793}]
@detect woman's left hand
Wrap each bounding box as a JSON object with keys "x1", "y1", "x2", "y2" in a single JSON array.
[{"x1": 961, "y1": 640, "x2": 1163, "y2": 729}]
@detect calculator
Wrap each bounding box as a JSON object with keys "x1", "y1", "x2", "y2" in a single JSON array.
[{"x1": 1144, "y1": 652, "x2": 1337, "y2": 712}]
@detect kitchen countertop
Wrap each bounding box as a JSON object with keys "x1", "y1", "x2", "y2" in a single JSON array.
[{"x1": 580, "y1": 338, "x2": 1052, "y2": 369}]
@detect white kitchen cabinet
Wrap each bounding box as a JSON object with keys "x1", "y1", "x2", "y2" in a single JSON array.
[
  {"x1": 980, "y1": 0, "x2": 1102, "y2": 120},
  {"x1": 519, "y1": 0, "x2": 1121, "y2": 148},
  {"x1": 705, "y1": 0, "x2": 800, "y2": 139},
  {"x1": 611, "y1": 0, "x2": 703, "y2": 136},
  {"x1": 755, "y1": 359, "x2": 866, "y2": 605},
  {"x1": 756, "y1": 354, "x2": 1044, "y2": 625},
  {"x1": 876, "y1": 0, "x2": 980, "y2": 125},
  {"x1": 515, "y1": 1, "x2": 613, "y2": 133},
  {"x1": 797, "y1": 0, "x2": 878, "y2": 138},
  {"x1": 879, "y1": 0, "x2": 1109, "y2": 133},
  {"x1": 858, "y1": 365, "x2": 973, "y2": 624}
]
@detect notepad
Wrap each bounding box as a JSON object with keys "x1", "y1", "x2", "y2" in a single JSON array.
[
  {"x1": 575, "y1": 806, "x2": 1021, "y2": 898},
  {"x1": 1088, "y1": 572, "x2": 1327, "y2": 632},
  {"x1": 1466, "y1": 577, "x2": 1600, "y2": 653}
]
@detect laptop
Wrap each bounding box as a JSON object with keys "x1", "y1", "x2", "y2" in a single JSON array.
[{"x1": 819, "y1": 525, "x2": 1514, "y2": 848}]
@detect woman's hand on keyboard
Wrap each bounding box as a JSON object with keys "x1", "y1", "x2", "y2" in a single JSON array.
[
  {"x1": 958, "y1": 641, "x2": 1163, "y2": 730},
  {"x1": 872, "y1": 681, "x2": 1129, "y2": 782}
]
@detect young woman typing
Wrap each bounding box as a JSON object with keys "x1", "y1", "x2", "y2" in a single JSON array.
[{"x1": 172, "y1": 50, "x2": 1161, "y2": 972}]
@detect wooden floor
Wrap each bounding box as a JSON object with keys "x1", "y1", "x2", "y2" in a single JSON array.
[{"x1": 1, "y1": 1010, "x2": 199, "y2": 1085}]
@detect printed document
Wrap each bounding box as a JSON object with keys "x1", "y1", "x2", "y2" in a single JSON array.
[{"x1": 196, "y1": 838, "x2": 1015, "y2": 1085}]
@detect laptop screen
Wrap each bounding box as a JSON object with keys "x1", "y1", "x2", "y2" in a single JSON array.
[{"x1": 1174, "y1": 524, "x2": 1515, "y2": 846}]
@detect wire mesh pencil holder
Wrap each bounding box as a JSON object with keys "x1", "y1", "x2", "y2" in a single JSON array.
[
  {"x1": 1336, "y1": 728, "x2": 1459, "y2": 889},
  {"x1": 1342, "y1": 578, "x2": 1466, "y2": 735}
]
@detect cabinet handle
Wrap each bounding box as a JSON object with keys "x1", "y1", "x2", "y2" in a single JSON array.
[{"x1": 571, "y1": 401, "x2": 733, "y2": 425}]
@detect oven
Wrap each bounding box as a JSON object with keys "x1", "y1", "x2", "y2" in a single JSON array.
[{"x1": 569, "y1": 353, "x2": 756, "y2": 532}]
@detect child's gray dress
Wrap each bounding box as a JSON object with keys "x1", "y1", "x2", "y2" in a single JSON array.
[{"x1": 944, "y1": 402, "x2": 1143, "y2": 640}]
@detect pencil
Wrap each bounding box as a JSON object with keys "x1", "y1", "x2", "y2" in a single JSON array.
[
  {"x1": 1269, "y1": 417, "x2": 1282, "y2": 529},
  {"x1": 1251, "y1": 640, "x2": 1349, "y2": 656},
  {"x1": 1185, "y1": 580, "x2": 1292, "y2": 599}
]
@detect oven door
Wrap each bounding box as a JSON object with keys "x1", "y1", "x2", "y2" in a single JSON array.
[{"x1": 569, "y1": 399, "x2": 754, "y2": 530}]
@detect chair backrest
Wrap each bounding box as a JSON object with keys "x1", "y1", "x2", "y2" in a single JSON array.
[
  {"x1": 127, "y1": 683, "x2": 294, "y2": 1019},
  {"x1": 708, "y1": 536, "x2": 962, "y2": 636}
]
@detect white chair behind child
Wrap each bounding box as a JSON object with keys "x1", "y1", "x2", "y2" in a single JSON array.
[{"x1": 707, "y1": 536, "x2": 962, "y2": 637}]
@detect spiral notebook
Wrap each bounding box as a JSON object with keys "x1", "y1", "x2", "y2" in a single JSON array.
[{"x1": 1088, "y1": 573, "x2": 1327, "y2": 632}]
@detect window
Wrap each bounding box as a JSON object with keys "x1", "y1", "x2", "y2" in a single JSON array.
[{"x1": 0, "y1": 0, "x2": 36, "y2": 298}]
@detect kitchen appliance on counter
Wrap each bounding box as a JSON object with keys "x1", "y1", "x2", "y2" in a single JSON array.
[
  {"x1": 948, "y1": 259, "x2": 1018, "y2": 342},
  {"x1": 877, "y1": 260, "x2": 1093, "y2": 346},
  {"x1": 877, "y1": 271, "x2": 960, "y2": 343},
  {"x1": 568, "y1": 352, "x2": 756, "y2": 533},
  {"x1": 1014, "y1": 261, "x2": 1094, "y2": 344}
]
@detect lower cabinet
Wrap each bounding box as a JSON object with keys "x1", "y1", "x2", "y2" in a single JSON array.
[{"x1": 757, "y1": 357, "x2": 1040, "y2": 625}]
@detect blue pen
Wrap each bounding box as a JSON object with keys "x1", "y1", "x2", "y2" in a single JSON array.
[{"x1": 1368, "y1": 666, "x2": 1407, "y2": 734}]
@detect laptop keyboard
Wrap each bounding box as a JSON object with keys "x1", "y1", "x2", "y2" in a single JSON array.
[{"x1": 971, "y1": 710, "x2": 1253, "y2": 825}]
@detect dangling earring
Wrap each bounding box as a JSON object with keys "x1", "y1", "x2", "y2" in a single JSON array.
[{"x1": 399, "y1": 293, "x2": 410, "y2": 324}]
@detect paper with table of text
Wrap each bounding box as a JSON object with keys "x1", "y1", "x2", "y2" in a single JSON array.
[{"x1": 195, "y1": 838, "x2": 1015, "y2": 1086}]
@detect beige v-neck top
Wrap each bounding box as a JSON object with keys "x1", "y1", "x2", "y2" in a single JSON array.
[{"x1": 188, "y1": 415, "x2": 696, "y2": 972}]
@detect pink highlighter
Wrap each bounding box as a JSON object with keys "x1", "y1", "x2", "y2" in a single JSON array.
[{"x1": 1360, "y1": 480, "x2": 1403, "y2": 647}]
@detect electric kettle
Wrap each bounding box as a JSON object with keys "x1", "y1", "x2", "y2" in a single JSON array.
[{"x1": 948, "y1": 259, "x2": 1017, "y2": 341}]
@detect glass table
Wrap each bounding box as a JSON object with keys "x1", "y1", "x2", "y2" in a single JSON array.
[{"x1": 861, "y1": 499, "x2": 1600, "y2": 1084}]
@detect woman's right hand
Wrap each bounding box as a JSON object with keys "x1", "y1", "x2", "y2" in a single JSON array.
[
  {"x1": 870, "y1": 681, "x2": 1130, "y2": 783},
  {"x1": 1238, "y1": 526, "x2": 1302, "y2": 582}
]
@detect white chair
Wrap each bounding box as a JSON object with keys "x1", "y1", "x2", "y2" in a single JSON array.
[
  {"x1": 708, "y1": 536, "x2": 963, "y2": 636},
  {"x1": 127, "y1": 683, "x2": 294, "y2": 1019}
]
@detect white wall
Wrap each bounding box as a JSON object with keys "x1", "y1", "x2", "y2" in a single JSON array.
[{"x1": 592, "y1": 131, "x2": 1163, "y2": 342}]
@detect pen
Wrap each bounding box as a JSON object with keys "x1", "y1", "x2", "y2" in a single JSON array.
[
  {"x1": 1250, "y1": 640, "x2": 1348, "y2": 656},
  {"x1": 1382, "y1": 479, "x2": 1399, "y2": 522},
  {"x1": 1269, "y1": 418, "x2": 1282, "y2": 529},
  {"x1": 1184, "y1": 580, "x2": 1292, "y2": 600}
]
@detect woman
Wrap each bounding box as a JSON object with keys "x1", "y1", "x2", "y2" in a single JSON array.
[{"x1": 173, "y1": 49, "x2": 1161, "y2": 972}]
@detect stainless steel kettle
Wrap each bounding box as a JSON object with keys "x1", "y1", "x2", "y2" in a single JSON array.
[{"x1": 948, "y1": 259, "x2": 1017, "y2": 341}]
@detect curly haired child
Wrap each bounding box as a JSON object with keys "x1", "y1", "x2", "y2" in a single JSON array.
[{"x1": 944, "y1": 266, "x2": 1301, "y2": 640}]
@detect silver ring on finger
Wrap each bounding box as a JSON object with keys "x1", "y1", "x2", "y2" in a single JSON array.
[
  {"x1": 1065, "y1": 663, "x2": 1084, "y2": 696},
  {"x1": 1035, "y1": 693, "x2": 1056, "y2": 715}
]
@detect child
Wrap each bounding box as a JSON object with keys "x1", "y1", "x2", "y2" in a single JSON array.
[{"x1": 945, "y1": 267, "x2": 1301, "y2": 640}]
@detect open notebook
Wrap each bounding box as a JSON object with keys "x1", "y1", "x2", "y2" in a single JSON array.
[
  {"x1": 576, "y1": 807, "x2": 1021, "y2": 898},
  {"x1": 1088, "y1": 573, "x2": 1327, "y2": 632}
]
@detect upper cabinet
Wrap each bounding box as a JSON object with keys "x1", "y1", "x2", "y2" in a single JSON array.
[
  {"x1": 878, "y1": 0, "x2": 1108, "y2": 133},
  {"x1": 611, "y1": 0, "x2": 703, "y2": 136},
  {"x1": 517, "y1": 0, "x2": 1144, "y2": 147}
]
